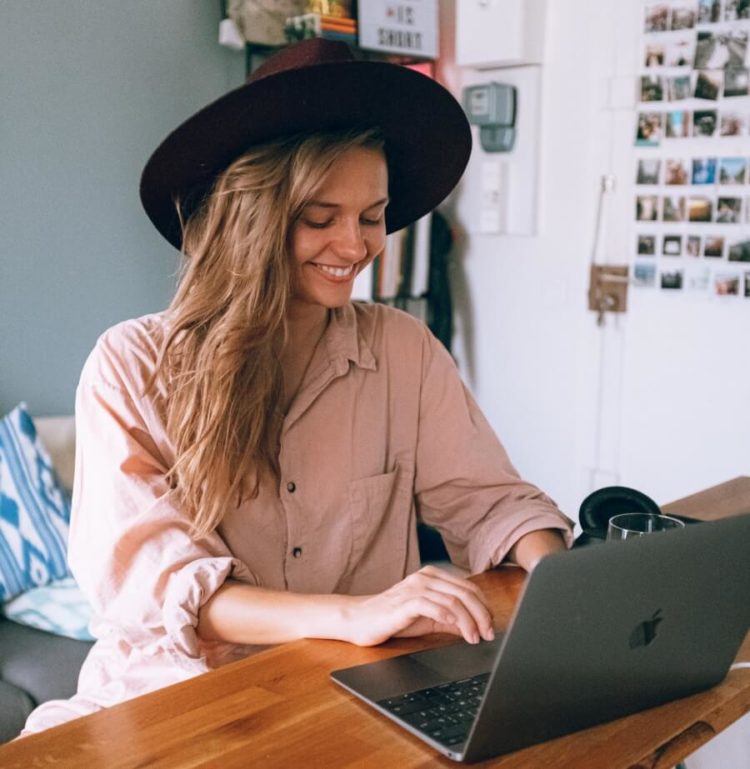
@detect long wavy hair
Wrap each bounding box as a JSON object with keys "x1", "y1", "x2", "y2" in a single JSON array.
[{"x1": 153, "y1": 128, "x2": 385, "y2": 538}]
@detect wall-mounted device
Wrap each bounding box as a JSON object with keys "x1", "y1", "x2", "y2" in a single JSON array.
[{"x1": 462, "y1": 82, "x2": 517, "y2": 152}]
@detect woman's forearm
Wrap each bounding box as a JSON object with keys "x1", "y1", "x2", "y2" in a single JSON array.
[
  {"x1": 507, "y1": 528, "x2": 568, "y2": 572},
  {"x1": 197, "y1": 580, "x2": 356, "y2": 646},
  {"x1": 196, "y1": 566, "x2": 495, "y2": 648}
]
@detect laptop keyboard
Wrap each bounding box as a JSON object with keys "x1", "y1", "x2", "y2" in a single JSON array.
[{"x1": 377, "y1": 672, "x2": 490, "y2": 747}]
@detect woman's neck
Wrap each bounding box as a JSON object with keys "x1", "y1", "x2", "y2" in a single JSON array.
[{"x1": 286, "y1": 301, "x2": 330, "y2": 342}]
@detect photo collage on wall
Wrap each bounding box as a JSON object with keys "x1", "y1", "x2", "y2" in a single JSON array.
[{"x1": 634, "y1": 0, "x2": 750, "y2": 298}]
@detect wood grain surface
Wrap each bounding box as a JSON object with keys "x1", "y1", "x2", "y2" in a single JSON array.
[{"x1": 1, "y1": 566, "x2": 748, "y2": 768}]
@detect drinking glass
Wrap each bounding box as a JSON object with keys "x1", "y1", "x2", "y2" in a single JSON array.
[{"x1": 607, "y1": 512, "x2": 685, "y2": 541}]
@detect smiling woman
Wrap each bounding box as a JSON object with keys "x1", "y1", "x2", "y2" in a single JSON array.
[
  {"x1": 291, "y1": 145, "x2": 388, "y2": 308},
  {"x1": 21, "y1": 38, "x2": 573, "y2": 736}
]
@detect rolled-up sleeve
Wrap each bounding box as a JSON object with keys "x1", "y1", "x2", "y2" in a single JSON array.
[
  {"x1": 413, "y1": 327, "x2": 574, "y2": 573},
  {"x1": 68, "y1": 333, "x2": 257, "y2": 660}
]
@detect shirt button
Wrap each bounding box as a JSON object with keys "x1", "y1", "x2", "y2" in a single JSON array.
[
  {"x1": 287, "y1": 481, "x2": 296, "y2": 493},
  {"x1": 292, "y1": 547, "x2": 303, "y2": 558}
]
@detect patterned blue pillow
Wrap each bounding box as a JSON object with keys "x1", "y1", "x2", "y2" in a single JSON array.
[
  {"x1": 0, "y1": 403, "x2": 71, "y2": 601},
  {"x1": 3, "y1": 577, "x2": 94, "y2": 641}
]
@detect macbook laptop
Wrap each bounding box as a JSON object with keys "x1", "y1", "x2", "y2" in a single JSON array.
[{"x1": 331, "y1": 513, "x2": 750, "y2": 763}]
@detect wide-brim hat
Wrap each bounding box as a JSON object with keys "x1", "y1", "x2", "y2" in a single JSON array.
[{"x1": 140, "y1": 38, "x2": 471, "y2": 250}]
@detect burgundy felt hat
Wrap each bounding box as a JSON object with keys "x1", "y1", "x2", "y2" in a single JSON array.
[{"x1": 139, "y1": 38, "x2": 471, "y2": 250}]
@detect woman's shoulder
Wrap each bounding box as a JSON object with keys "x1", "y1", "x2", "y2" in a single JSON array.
[
  {"x1": 351, "y1": 301, "x2": 430, "y2": 346},
  {"x1": 350, "y1": 302, "x2": 456, "y2": 377},
  {"x1": 80, "y1": 312, "x2": 169, "y2": 396}
]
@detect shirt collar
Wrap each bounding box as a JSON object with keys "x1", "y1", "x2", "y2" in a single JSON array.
[{"x1": 324, "y1": 303, "x2": 376, "y2": 373}]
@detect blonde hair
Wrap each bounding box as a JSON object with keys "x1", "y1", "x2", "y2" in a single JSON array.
[{"x1": 154, "y1": 128, "x2": 384, "y2": 538}]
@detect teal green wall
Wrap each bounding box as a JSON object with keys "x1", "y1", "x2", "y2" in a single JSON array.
[{"x1": 0, "y1": 1, "x2": 245, "y2": 415}]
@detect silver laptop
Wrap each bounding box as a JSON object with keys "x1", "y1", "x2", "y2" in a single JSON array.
[{"x1": 331, "y1": 513, "x2": 750, "y2": 763}]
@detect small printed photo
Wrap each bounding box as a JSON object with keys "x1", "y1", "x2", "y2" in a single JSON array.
[
  {"x1": 645, "y1": 4, "x2": 670, "y2": 32},
  {"x1": 636, "y1": 195, "x2": 660, "y2": 221},
  {"x1": 663, "y1": 234, "x2": 683, "y2": 255},
  {"x1": 633, "y1": 261, "x2": 658, "y2": 287},
  {"x1": 637, "y1": 158, "x2": 661, "y2": 184},
  {"x1": 667, "y1": 74, "x2": 693, "y2": 101},
  {"x1": 725, "y1": 0, "x2": 750, "y2": 20},
  {"x1": 692, "y1": 157, "x2": 718, "y2": 184},
  {"x1": 640, "y1": 75, "x2": 664, "y2": 102},
  {"x1": 694, "y1": 30, "x2": 748, "y2": 69},
  {"x1": 666, "y1": 110, "x2": 691, "y2": 138},
  {"x1": 665, "y1": 34, "x2": 696, "y2": 67},
  {"x1": 672, "y1": 4, "x2": 697, "y2": 29},
  {"x1": 745, "y1": 271, "x2": 750, "y2": 297},
  {"x1": 703, "y1": 235, "x2": 725, "y2": 257},
  {"x1": 688, "y1": 196, "x2": 714, "y2": 222},
  {"x1": 662, "y1": 196, "x2": 686, "y2": 221},
  {"x1": 716, "y1": 197, "x2": 743, "y2": 223},
  {"x1": 693, "y1": 109, "x2": 718, "y2": 137},
  {"x1": 645, "y1": 43, "x2": 666, "y2": 67},
  {"x1": 661, "y1": 270, "x2": 684, "y2": 290},
  {"x1": 719, "y1": 111, "x2": 748, "y2": 136},
  {"x1": 718, "y1": 157, "x2": 748, "y2": 184},
  {"x1": 694, "y1": 69, "x2": 723, "y2": 100},
  {"x1": 724, "y1": 68, "x2": 750, "y2": 98},
  {"x1": 715, "y1": 272, "x2": 740, "y2": 295},
  {"x1": 728, "y1": 238, "x2": 750, "y2": 260},
  {"x1": 664, "y1": 158, "x2": 690, "y2": 184},
  {"x1": 729, "y1": 30, "x2": 750, "y2": 65},
  {"x1": 685, "y1": 265, "x2": 711, "y2": 291},
  {"x1": 636, "y1": 112, "x2": 664, "y2": 145},
  {"x1": 697, "y1": 0, "x2": 721, "y2": 23},
  {"x1": 637, "y1": 234, "x2": 657, "y2": 255},
  {"x1": 686, "y1": 235, "x2": 702, "y2": 257}
]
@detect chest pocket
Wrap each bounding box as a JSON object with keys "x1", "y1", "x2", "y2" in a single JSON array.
[{"x1": 347, "y1": 462, "x2": 415, "y2": 583}]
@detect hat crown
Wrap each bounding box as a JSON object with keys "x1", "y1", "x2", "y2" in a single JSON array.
[{"x1": 249, "y1": 38, "x2": 356, "y2": 83}]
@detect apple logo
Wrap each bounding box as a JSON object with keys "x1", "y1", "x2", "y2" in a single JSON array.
[{"x1": 629, "y1": 609, "x2": 664, "y2": 649}]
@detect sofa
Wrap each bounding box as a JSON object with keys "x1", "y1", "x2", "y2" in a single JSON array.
[{"x1": 0, "y1": 416, "x2": 94, "y2": 743}]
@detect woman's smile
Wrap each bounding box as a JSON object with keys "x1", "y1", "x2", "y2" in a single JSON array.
[{"x1": 310, "y1": 261, "x2": 358, "y2": 280}]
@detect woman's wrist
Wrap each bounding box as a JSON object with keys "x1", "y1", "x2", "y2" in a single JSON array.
[
  {"x1": 507, "y1": 529, "x2": 568, "y2": 572},
  {"x1": 197, "y1": 582, "x2": 364, "y2": 646}
]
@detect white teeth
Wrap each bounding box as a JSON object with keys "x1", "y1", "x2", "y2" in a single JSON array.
[{"x1": 317, "y1": 264, "x2": 354, "y2": 278}]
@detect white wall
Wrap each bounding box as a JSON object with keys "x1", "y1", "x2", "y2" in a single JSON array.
[{"x1": 440, "y1": 0, "x2": 750, "y2": 520}]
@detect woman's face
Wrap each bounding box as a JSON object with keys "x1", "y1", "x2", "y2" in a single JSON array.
[{"x1": 290, "y1": 146, "x2": 388, "y2": 311}]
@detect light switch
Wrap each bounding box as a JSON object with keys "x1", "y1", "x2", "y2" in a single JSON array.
[{"x1": 479, "y1": 160, "x2": 506, "y2": 234}]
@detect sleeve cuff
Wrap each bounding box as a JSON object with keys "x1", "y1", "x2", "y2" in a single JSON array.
[
  {"x1": 163, "y1": 556, "x2": 257, "y2": 658},
  {"x1": 478, "y1": 511, "x2": 575, "y2": 573}
]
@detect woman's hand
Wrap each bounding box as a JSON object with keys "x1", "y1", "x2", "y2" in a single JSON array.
[{"x1": 342, "y1": 565, "x2": 495, "y2": 647}]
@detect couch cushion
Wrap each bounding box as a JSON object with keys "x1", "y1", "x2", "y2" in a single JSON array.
[
  {"x1": 0, "y1": 617, "x2": 93, "y2": 707},
  {"x1": 3, "y1": 577, "x2": 94, "y2": 641},
  {"x1": 0, "y1": 678, "x2": 34, "y2": 744},
  {"x1": 34, "y1": 416, "x2": 75, "y2": 495},
  {"x1": 0, "y1": 404, "x2": 71, "y2": 601}
]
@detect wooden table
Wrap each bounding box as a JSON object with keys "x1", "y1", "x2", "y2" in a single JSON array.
[{"x1": 1, "y1": 566, "x2": 748, "y2": 769}]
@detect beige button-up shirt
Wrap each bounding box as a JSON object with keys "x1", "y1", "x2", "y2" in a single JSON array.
[{"x1": 24, "y1": 302, "x2": 572, "y2": 733}]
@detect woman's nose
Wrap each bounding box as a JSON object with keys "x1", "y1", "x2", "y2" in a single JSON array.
[{"x1": 331, "y1": 221, "x2": 368, "y2": 261}]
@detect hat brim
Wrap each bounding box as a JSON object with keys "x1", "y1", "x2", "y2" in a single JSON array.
[{"x1": 140, "y1": 61, "x2": 471, "y2": 250}]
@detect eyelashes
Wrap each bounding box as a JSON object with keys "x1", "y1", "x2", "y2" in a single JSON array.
[{"x1": 301, "y1": 217, "x2": 383, "y2": 229}]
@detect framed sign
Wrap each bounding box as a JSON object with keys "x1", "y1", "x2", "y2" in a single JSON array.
[{"x1": 358, "y1": 0, "x2": 438, "y2": 59}]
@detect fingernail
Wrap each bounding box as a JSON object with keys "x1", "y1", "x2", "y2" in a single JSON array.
[{"x1": 485, "y1": 628, "x2": 495, "y2": 641}]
